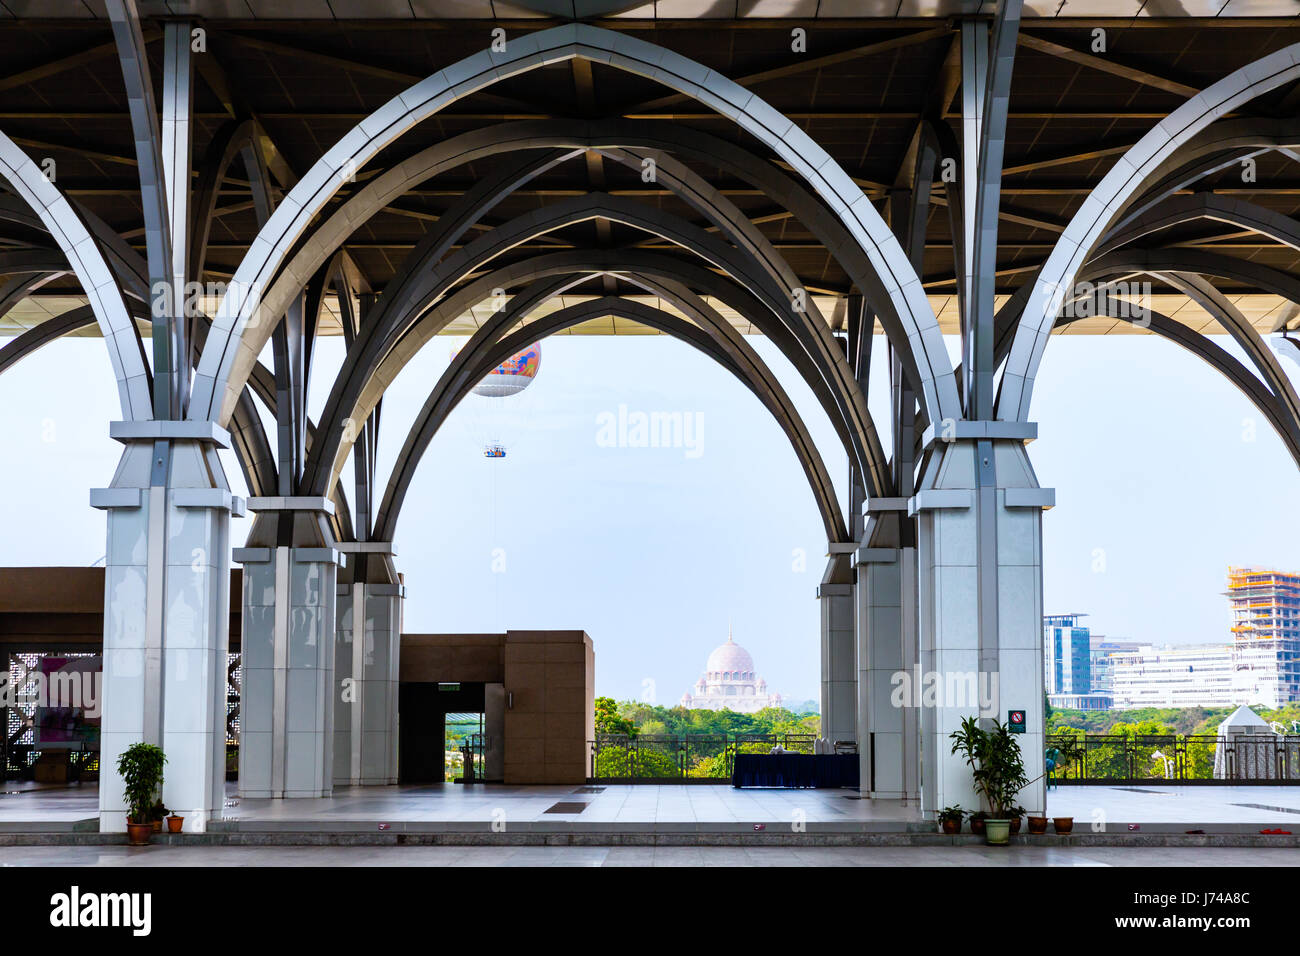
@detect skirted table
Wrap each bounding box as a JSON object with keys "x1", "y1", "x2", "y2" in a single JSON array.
[{"x1": 731, "y1": 753, "x2": 859, "y2": 788}]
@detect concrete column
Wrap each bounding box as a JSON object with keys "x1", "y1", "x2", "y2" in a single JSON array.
[
  {"x1": 913, "y1": 430, "x2": 1050, "y2": 818},
  {"x1": 234, "y1": 498, "x2": 340, "y2": 798},
  {"x1": 856, "y1": 508, "x2": 920, "y2": 799},
  {"x1": 93, "y1": 421, "x2": 242, "y2": 833},
  {"x1": 334, "y1": 543, "x2": 402, "y2": 786},
  {"x1": 817, "y1": 552, "x2": 856, "y2": 747}
]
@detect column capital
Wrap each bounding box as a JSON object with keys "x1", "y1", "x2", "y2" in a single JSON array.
[
  {"x1": 335, "y1": 541, "x2": 397, "y2": 556},
  {"x1": 246, "y1": 495, "x2": 335, "y2": 516},
  {"x1": 109, "y1": 419, "x2": 231, "y2": 448},
  {"x1": 855, "y1": 546, "x2": 900, "y2": 567},
  {"x1": 1005, "y1": 487, "x2": 1055, "y2": 510},
  {"x1": 920, "y1": 419, "x2": 1037, "y2": 451},
  {"x1": 816, "y1": 583, "x2": 852, "y2": 598},
  {"x1": 908, "y1": 489, "x2": 974, "y2": 515},
  {"x1": 864, "y1": 496, "x2": 909, "y2": 514},
  {"x1": 233, "y1": 545, "x2": 345, "y2": 567},
  {"x1": 90, "y1": 486, "x2": 245, "y2": 515}
]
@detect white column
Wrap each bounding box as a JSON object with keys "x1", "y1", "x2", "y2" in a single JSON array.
[
  {"x1": 856, "y1": 508, "x2": 920, "y2": 800},
  {"x1": 334, "y1": 543, "x2": 403, "y2": 787},
  {"x1": 914, "y1": 430, "x2": 1049, "y2": 817},
  {"x1": 817, "y1": 552, "x2": 856, "y2": 747},
  {"x1": 94, "y1": 421, "x2": 241, "y2": 833},
  {"x1": 235, "y1": 499, "x2": 340, "y2": 798}
]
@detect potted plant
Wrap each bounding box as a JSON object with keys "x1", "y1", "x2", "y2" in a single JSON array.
[
  {"x1": 1027, "y1": 814, "x2": 1049, "y2": 834},
  {"x1": 950, "y1": 716, "x2": 1029, "y2": 847},
  {"x1": 150, "y1": 801, "x2": 168, "y2": 833},
  {"x1": 1053, "y1": 816, "x2": 1074, "y2": 834},
  {"x1": 938, "y1": 806, "x2": 964, "y2": 835},
  {"x1": 1008, "y1": 806, "x2": 1025, "y2": 836},
  {"x1": 116, "y1": 743, "x2": 166, "y2": 847},
  {"x1": 166, "y1": 813, "x2": 184, "y2": 834},
  {"x1": 968, "y1": 810, "x2": 989, "y2": 835}
]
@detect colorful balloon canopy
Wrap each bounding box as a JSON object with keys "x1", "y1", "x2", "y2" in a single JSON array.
[{"x1": 451, "y1": 342, "x2": 542, "y2": 399}]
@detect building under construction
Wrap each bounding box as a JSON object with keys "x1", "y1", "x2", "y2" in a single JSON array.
[{"x1": 1227, "y1": 568, "x2": 1300, "y2": 708}]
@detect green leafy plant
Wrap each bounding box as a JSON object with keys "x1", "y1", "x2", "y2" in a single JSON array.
[
  {"x1": 116, "y1": 743, "x2": 166, "y2": 825},
  {"x1": 949, "y1": 716, "x2": 1029, "y2": 818},
  {"x1": 938, "y1": 805, "x2": 964, "y2": 824}
]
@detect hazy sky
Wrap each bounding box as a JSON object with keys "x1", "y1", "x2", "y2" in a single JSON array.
[{"x1": 1, "y1": 327, "x2": 1297, "y2": 705}]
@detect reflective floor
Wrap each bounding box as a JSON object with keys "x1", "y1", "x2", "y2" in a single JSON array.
[
  {"x1": 1, "y1": 845, "x2": 1296, "y2": 867},
  {"x1": 1, "y1": 781, "x2": 924, "y2": 830},
  {"x1": 3, "y1": 781, "x2": 1299, "y2": 830},
  {"x1": 1046, "y1": 785, "x2": 1300, "y2": 825}
]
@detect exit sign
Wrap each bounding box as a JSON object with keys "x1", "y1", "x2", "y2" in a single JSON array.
[{"x1": 1008, "y1": 710, "x2": 1026, "y2": 733}]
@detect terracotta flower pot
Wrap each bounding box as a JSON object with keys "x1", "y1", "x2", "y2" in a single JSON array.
[
  {"x1": 969, "y1": 816, "x2": 987, "y2": 835},
  {"x1": 126, "y1": 822, "x2": 152, "y2": 847},
  {"x1": 151, "y1": 819, "x2": 163, "y2": 833},
  {"x1": 1053, "y1": 816, "x2": 1074, "y2": 834},
  {"x1": 941, "y1": 819, "x2": 962, "y2": 835},
  {"x1": 166, "y1": 815, "x2": 184, "y2": 834},
  {"x1": 1027, "y1": 816, "x2": 1049, "y2": 835},
  {"x1": 1009, "y1": 816, "x2": 1022, "y2": 836}
]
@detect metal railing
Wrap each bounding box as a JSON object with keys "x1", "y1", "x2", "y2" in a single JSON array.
[
  {"x1": 1047, "y1": 734, "x2": 1300, "y2": 785},
  {"x1": 589, "y1": 734, "x2": 817, "y2": 783}
]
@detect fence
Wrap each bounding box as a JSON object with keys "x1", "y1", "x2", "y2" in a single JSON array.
[
  {"x1": 1047, "y1": 734, "x2": 1300, "y2": 785},
  {"x1": 589, "y1": 734, "x2": 818, "y2": 783}
]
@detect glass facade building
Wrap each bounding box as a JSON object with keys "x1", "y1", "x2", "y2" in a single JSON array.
[{"x1": 1044, "y1": 614, "x2": 1092, "y2": 703}]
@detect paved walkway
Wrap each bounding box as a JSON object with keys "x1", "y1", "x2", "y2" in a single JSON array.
[
  {"x1": 0, "y1": 844, "x2": 1294, "y2": 866},
  {"x1": 1, "y1": 782, "x2": 923, "y2": 830},
  {"x1": 4, "y1": 781, "x2": 1299, "y2": 830},
  {"x1": 1047, "y1": 785, "x2": 1300, "y2": 825}
]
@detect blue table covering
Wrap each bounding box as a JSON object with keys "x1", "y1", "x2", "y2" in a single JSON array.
[{"x1": 731, "y1": 753, "x2": 859, "y2": 788}]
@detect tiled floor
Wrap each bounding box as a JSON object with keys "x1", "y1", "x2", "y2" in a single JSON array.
[
  {"x1": 1047, "y1": 785, "x2": 1300, "y2": 825},
  {"x1": 0, "y1": 781, "x2": 924, "y2": 830},
  {"x1": 3, "y1": 781, "x2": 1300, "y2": 829},
  {"x1": 0, "y1": 844, "x2": 1296, "y2": 866}
]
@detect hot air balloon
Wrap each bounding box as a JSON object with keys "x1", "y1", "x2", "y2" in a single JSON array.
[{"x1": 450, "y1": 341, "x2": 542, "y2": 458}]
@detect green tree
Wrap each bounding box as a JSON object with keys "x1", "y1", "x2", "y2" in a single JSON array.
[
  {"x1": 594, "y1": 745, "x2": 680, "y2": 779},
  {"x1": 594, "y1": 696, "x2": 635, "y2": 736}
]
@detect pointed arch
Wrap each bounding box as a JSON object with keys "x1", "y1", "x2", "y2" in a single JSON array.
[
  {"x1": 375, "y1": 295, "x2": 847, "y2": 544},
  {"x1": 0, "y1": 130, "x2": 152, "y2": 419},
  {"x1": 998, "y1": 43, "x2": 1300, "y2": 422},
  {"x1": 189, "y1": 23, "x2": 958, "y2": 429}
]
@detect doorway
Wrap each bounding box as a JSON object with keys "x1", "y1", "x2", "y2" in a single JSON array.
[{"x1": 398, "y1": 681, "x2": 485, "y2": 784}]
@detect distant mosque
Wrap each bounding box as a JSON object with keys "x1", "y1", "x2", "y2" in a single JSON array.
[{"x1": 680, "y1": 628, "x2": 783, "y2": 713}]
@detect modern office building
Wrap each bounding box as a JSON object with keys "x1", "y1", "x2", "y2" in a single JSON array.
[
  {"x1": 1226, "y1": 568, "x2": 1300, "y2": 708},
  {"x1": 1046, "y1": 691, "x2": 1114, "y2": 711},
  {"x1": 1044, "y1": 614, "x2": 1092, "y2": 708},
  {"x1": 1110, "y1": 643, "x2": 1238, "y2": 709},
  {"x1": 1088, "y1": 635, "x2": 1145, "y2": 703}
]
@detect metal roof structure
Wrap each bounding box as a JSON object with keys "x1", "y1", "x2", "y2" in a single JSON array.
[{"x1": 1, "y1": 5, "x2": 1298, "y2": 338}]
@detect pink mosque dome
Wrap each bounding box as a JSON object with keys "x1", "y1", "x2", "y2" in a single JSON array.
[
  {"x1": 681, "y1": 625, "x2": 782, "y2": 713},
  {"x1": 705, "y1": 632, "x2": 755, "y2": 680}
]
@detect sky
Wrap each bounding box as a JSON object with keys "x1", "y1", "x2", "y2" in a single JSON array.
[{"x1": 1, "y1": 327, "x2": 1297, "y2": 706}]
